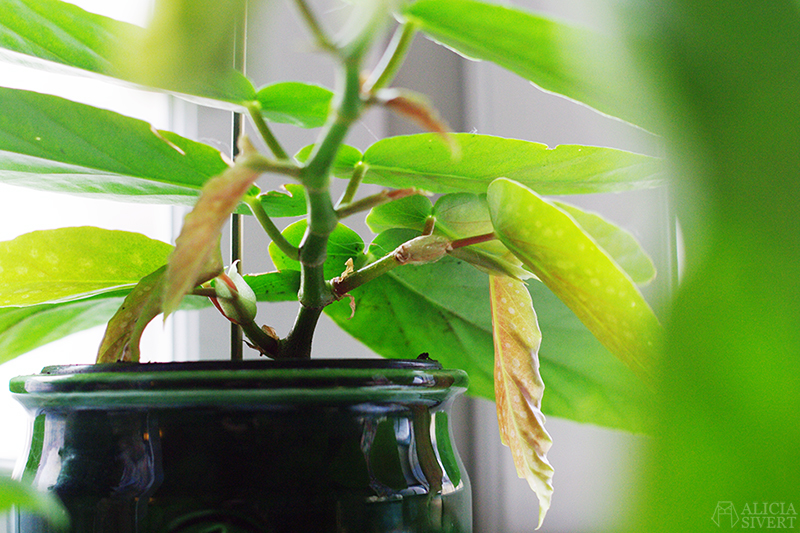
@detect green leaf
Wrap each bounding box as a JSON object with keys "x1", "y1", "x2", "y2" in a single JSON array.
[
  {"x1": 325, "y1": 229, "x2": 654, "y2": 433},
  {"x1": 0, "y1": 477, "x2": 68, "y2": 530},
  {"x1": 365, "y1": 194, "x2": 433, "y2": 233},
  {"x1": 349, "y1": 134, "x2": 663, "y2": 195},
  {"x1": 487, "y1": 178, "x2": 661, "y2": 384},
  {"x1": 554, "y1": 201, "x2": 656, "y2": 284},
  {"x1": 0, "y1": 292, "x2": 209, "y2": 365},
  {"x1": 258, "y1": 183, "x2": 307, "y2": 217},
  {"x1": 403, "y1": 0, "x2": 654, "y2": 130},
  {"x1": 294, "y1": 143, "x2": 363, "y2": 175},
  {"x1": 269, "y1": 221, "x2": 366, "y2": 280},
  {"x1": 244, "y1": 271, "x2": 301, "y2": 302},
  {"x1": 256, "y1": 82, "x2": 334, "y2": 128},
  {"x1": 0, "y1": 292, "x2": 125, "y2": 364},
  {"x1": 0, "y1": 87, "x2": 230, "y2": 205},
  {"x1": 0, "y1": 0, "x2": 255, "y2": 107},
  {"x1": 0, "y1": 227, "x2": 173, "y2": 307},
  {"x1": 433, "y1": 193, "x2": 532, "y2": 279}
]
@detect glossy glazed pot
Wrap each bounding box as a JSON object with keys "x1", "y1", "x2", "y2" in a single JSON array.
[{"x1": 10, "y1": 359, "x2": 471, "y2": 533}]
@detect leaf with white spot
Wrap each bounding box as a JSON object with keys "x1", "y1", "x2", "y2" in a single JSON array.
[
  {"x1": 488, "y1": 178, "x2": 661, "y2": 384},
  {"x1": 0, "y1": 228, "x2": 173, "y2": 307},
  {"x1": 490, "y1": 274, "x2": 553, "y2": 529}
]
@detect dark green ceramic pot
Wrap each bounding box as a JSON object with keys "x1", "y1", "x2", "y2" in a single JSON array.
[{"x1": 10, "y1": 359, "x2": 471, "y2": 533}]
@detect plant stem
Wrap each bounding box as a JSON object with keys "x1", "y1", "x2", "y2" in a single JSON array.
[
  {"x1": 243, "y1": 195, "x2": 299, "y2": 260},
  {"x1": 293, "y1": 0, "x2": 335, "y2": 52},
  {"x1": 336, "y1": 187, "x2": 421, "y2": 219},
  {"x1": 279, "y1": 60, "x2": 364, "y2": 357},
  {"x1": 279, "y1": 304, "x2": 323, "y2": 359},
  {"x1": 332, "y1": 251, "x2": 401, "y2": 297},
  {"x1": 337, "y1": 161, "x2": 367, "y2": 207},
  {"x1": 451, "y1": 232, "x2": 497, "y2": 249},
  {"x1": 362, "y1": 21, "x2": 418, "y2": 94},
  {"x1": 247, "y1": 102, "x2": 290, "y2": 160}
]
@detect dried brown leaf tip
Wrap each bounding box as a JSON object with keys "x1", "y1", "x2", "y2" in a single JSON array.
[{"x1": 372, "y1": 88, "x2": 460, "y2": 158}]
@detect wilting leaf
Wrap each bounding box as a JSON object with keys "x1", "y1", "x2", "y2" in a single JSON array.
[
  {"x1": 97, "y1": 266, "x2": 166, "y2": 363},
  {"x1": 163, "y1": 147, "x2": 262, "y2": 316},
  {"x1": 490, "y1": 274, "x2": 554, "y2": 529},
  {"x1": 0, "y1": 227, "x2": 173, "y2": 306},
  {"x1": 488, "y1": 178, "x2": 661, "y2": 384},
  {"x1": 372, "y1": 88, "x2": 456, "y2": 153}
]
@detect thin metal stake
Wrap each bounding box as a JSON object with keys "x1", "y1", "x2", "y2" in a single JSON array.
[{"x1": 230, "y1": 3, "x2": 247, "y2": 362}]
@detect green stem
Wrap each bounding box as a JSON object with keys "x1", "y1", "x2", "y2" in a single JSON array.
[
  {"x1": 362, "y1": 21, "x2": 418, "y2": 94},
  {"x1": 244, "y1": 195, "x2": 299, "y2": 260},
  {"x1": 279, "y1": 305, "x2": 323, "y2": 359},
  {"x1": 337, "y1": 161, "x2": 368, "y2": 207},
  {"x1": 332, "y1": 251, "x2": 401, "y2": 297},
  {"x1": 293, "y1": 0, "x2": 335, "y2": 52},
  {"x1": 247, "y1": 102, "x2": 290, "y2": 160},
  {"x1": 240, "y1": 319, "x2": 280, "y2": 357}
]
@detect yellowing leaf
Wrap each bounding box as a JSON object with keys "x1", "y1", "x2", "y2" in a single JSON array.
[
  {"x1": 490, "y1": 274, "x2": 554, "y2": 529},
  {"x1": 163, "y1": 142, "x2": 261, "y2": 316},
  {"x1": 97, "y1": 266, "x2": 166, "y2": 363}
]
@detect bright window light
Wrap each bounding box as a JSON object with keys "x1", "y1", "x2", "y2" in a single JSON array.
[{"x1": 0, "y1": 0, "x2": 181, "y2": 463}]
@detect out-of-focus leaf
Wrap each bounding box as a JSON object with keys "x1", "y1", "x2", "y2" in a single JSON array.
[
  {"x1": 96, "y1": 266, "x2": 166, "y2": 363},
  {"x1": 325, "y1": 229, "x2": 655, "y2": 433},
  {"x1": 294, "y1": 144, "x2": 363, "y2": 176},
  {"x1": 403, "y1": 0, "x2": 655, "y2": 130},
  {"x1": 256, "y1": 82, "x2": 333, "y2": 128},
  {"x1": 268, "y1": 221, "x2": 366, "y2": 280},
  {"x1": 346, "y1": 134, "x2": 663, "y2": 195},
  {"x1": 491, "y1": 274, "x2": 553, "y2": 529},
  {"x1": 163, "y1": 157, "x2": 261, "y2": 316},
  {"x1": 0, "y1": 87, "x2": 230, "y2": 206},
  {"x1": 488, "y1": 178, "x2": 660, "y2": 384},
  {"x1": 554, "y1": 201, "x2": 656, "y2": 284},
  {"x1": 0, "y1": 228, "x2": 172, "y2": 306},
  {"x1": 0, "y1": 477, "x2": 68, "y2": 530},
  {"x1": 372, "y1": 88, "x2": 456, "y2": 153},
  {"x1": 0, "y1": 0, "x2": 255, "y2": 107}
]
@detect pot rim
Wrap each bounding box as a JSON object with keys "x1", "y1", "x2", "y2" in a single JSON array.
[{"x1": 9, "y1": 358, "x2": 469, "y2": 410}]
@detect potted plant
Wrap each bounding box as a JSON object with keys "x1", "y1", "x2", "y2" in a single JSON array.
[{"x1": 0, "y1": 0, "x2": 664, "y2": 531}]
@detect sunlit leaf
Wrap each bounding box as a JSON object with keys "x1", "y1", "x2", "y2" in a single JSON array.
[
  {"x1": 404, "y1": 0, "x2": 654, "y2": 130},
  {"x1": 490, "y1": 274, "x2": 553, "y2": 529},
  {"x1": 0, "y1": 0, "x2": 255, "y2": 107},
  {"x1": 97, "y1": 266, "x2": 166, "y2": 363},
  {"x1": 0, "y1": 228, "x2": 172, "y2": 306},
  {"x1": 554, "y1": 200, "x2": 656, "y2": 284},
  {"x1": 488, "y1": 178, "x2": 661, "y2": 384},
  {"x1": 346, "y1": 134, "x2": 663, "y2": 195},
  {"x1": 256, "y1": 82, "x2": 333, "y2": 128},
  {"x1": 0, "y1": 87, "x2": 230, "y2": 206},
  {"x1": 0, "y1": 477, "x2": 68, "y2": 530},
  {"x1": 325, "y1": 229, "x2": 655, "y2": 433}
]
